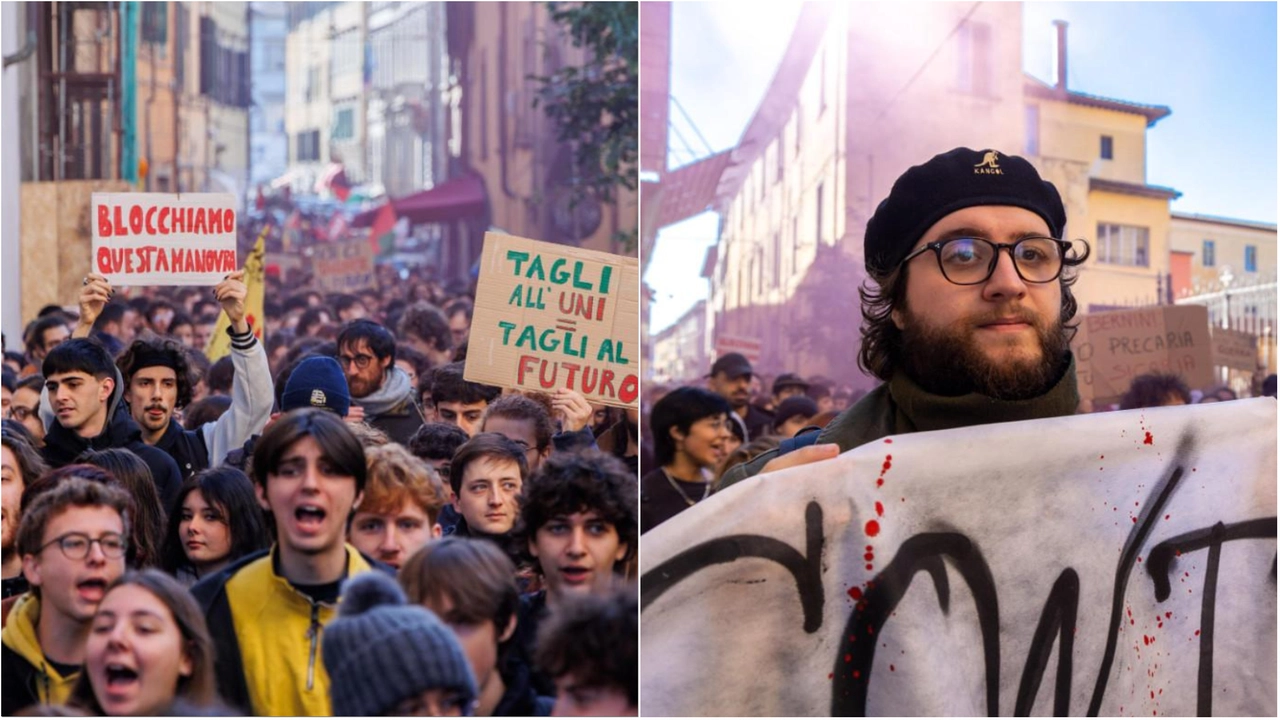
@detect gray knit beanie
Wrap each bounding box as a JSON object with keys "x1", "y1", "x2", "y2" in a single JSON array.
[{"x1": 323, "y1": 572, "x2": 478, "y2": 716}]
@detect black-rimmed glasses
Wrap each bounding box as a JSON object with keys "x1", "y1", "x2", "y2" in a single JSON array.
[
  {"x1": 338, "y1": 353, "x2": 376, "y2": 370},
  {"x1": 37, "y1": 532, "x2": 128, "y2": 560},
  {"x1": 898, "y1": 236, "x2": 1072, "y2": 286}
]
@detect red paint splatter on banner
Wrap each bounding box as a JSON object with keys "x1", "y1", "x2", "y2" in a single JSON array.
[
  {"x1": 844, "y1": 654, "x2": 852, "y2": 663},
  {"x1": 853, "y1": 670, "x2": 861, "y2": 679},
  {"x1": 867, "y1": 625, "x2": 875, "y2": 635},
  {"x1": 1143, "y1": 635, "x2": 1150, "y2": 646},
  {"x1": 1144, "y1": 431, "x2": 1153, "y2": 445},
  {"x1": 876, "y1": 478, "x2": 884, "y2": 488},
  {"x1": 865, "y1": 520, "x2": 880, "y2": 537},
  {"x1": 866, "y1": 545, "x2": 873, "y2": 551},
  {"x1": 1151, "y1": 691, "x2": 1155, "y2": 699},
  {"x1": 1194, "y1": 630, "x2": 1200, "y2": 636},
  {"x1": 884, "y1": 438, "x2": 892, "y2": 444},
  {"x1": 875, "y1": 501, "x2": 884, "y2": 517},
  {"x1": 865, "y1": 564, "x2": 874, "y2": 571},
  {"x1": 847, "y1": 587, "x2": 863, "y2": 601},
  {"x1": 1165, "y1": 514, "x2": 1170, "y2": 520},
  {"x1": 890, "y1": 664, "x2": 895, "y2": 672},
  {"x1": 1165, "y1": 612, "x2": 1172, "y2": 619},
  {"x1": 864, "y1": 553, "x2": 875, "y2": 562},
  {"x1": 828, "y1": 673, "x2": 834, "y2": 680}
]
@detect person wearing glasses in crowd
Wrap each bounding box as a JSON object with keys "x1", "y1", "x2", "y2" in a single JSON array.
[
  {"x1": 1, "y1": 478, "x2": 132, "y2": 714},
  {"x1": 336, "y1": 319, "x2": 424, "y2": 445},
  {"x1": 722, "y1": 147, "x2": 1090, "y2": 486}
]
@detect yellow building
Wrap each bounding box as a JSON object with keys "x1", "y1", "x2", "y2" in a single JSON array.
[{"x1": 1169, "y1": 212, "x2": 1277, "y2": 292}]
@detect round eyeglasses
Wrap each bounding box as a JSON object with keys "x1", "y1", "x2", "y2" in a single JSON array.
[
  {"x1": 37, "y1": 532, "x2": 128, "y2": 560},
  {"x1": 898, "y1": 236, "x2": 1072, "y2": 286}
]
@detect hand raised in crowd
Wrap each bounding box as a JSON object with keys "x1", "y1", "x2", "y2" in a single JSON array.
[
  {"x1": 551, "y1": 387, "x2": 593, "y2": 433},
  {"x1": 73, "y1": 272, "x2": 113, "y2": 338},
  {"x1": 213, "y1": 270, "x2": 250, "y2": 333},
  {"x1": 760, "y1": 442, "x2": 840, "y2": 475},
  {"x1": 344, "y1": 404, "x2": 365, "y2": 424}
]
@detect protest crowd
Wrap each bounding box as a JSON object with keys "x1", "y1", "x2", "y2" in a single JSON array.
[{"x1": 0, "y1": 225, "x2": 639, "y2": 717}]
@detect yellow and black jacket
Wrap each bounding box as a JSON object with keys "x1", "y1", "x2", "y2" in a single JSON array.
[
  {"x1": 190, "y1": 545, "x2": 381, "y2": 716},
  {"x1": 0, "y1": 594, "x2": 80, "y2": 714}
]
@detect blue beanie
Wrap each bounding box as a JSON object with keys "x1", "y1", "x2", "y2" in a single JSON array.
[{"x1": 281, "y1": 356, "x2": 351, "y2": 416}]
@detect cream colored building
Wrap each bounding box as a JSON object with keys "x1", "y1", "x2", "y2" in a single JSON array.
[{"x1": 1169, "y1": 212, "x2": 1276, "y2": 292}]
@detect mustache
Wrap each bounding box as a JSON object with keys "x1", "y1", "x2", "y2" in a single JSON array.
[{"x1": 970, "y1": 306, "x2": 1042, "y2": 326}]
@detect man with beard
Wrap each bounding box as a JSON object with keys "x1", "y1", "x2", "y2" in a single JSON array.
[
  {"x1": 707, "y1": 353, "x2": 773, "y2": 441},
  {"x1": 105, "y1": 273, "x2": 273, "y2": 478},
  {"x1": 337, "y1": 319, "x2": 424, "y2": 444},
  {"x1": 721, "y1": 147, "x2": 1089, "y2": 487}
]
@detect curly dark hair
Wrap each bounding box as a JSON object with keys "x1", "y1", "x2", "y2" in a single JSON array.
[
  {"x1": 397, "y1": 302, "x2": 453, "y2": 354},
  {"x1": 516, "y1": 451, "x2": 637, "y2": 567},
  {"x1": 1119, "y1": 372, "x2": 1191, "y2": 410},
  {"x1": 115, "y1": 337, "x2": 197, "y2": 409},
  {"x1": 857, "y1": 239, "x2": 1092, "y2": 381},
  {"x1": 535, "y1": 586, "x2": 637, "y2": 710}
]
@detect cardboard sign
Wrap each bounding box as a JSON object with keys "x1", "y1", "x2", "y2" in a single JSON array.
[
  {"x1": 91, "y1": 193, "x2": 237, "y2": 285},
  {"x1": 311, "y1": 239, "x2": 375, "y2": 293},
  {"x1": 1071, "y1": 305, "x2": 1213, "y2": 403},
  {"x1": 714, "y1": 334, "x2": 762, "y2": 365},
  {"x1": 641, "y1": 400, "x2": 1277, "y2": 716},
  {"x1": 465, "y1": 233, "x2": 639, "y2": 409},
  {"x1": 1211, "y1": 327, "x2": 1258, "y2": 371}
]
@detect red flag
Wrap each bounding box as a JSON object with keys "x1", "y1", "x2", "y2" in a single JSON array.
[{"x1": 369, "y1": 202, "x2": 396, "y2": 257}]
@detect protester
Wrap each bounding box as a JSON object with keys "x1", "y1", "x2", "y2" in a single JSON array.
[
  {"x1": 513, "y1": 451, "x2": 637, "y2": 697},
  {"x1": 706, "y1": 353, "x2": 771, "y2": 440},
  {"x1": 91, "y1": 272, "x2": 272, "y2": 479},
  {"x1": 535, "y1": 586, "x2": 637, "y2": 716},
  {"x1": 769, "y1": 373, "x2": 809, "y2": 410},
  {"x1": 721, "y1": 147, "x2": 1090, "y2": 486},
  {"x1": 641, "y1": 387, "x2": 732, "y2": 532},
  {"x1": 1119, "y1": 372, "x2": 1191, "y2": 410},
  {"x1": 66, "y1": 570, "x2": 218, "y2": 716},
  {"x1": 348, "y1": 443, "x2": 447, "y2": 569},
  {"x1": 427, "y1": 362, "x2": 502, "y2": 437},
  {"x1": 2, "y1": 433, "x2": 46, "y2": 600},
  {"x1": 480, "y1": 391, "x2": 597, "y2": 473},
  {"x1": 78, "y1": 450, "x2": 166, "y2": 570},
  {"x1": 407, "y1": 422, "x2": 471, "y2": 535},
  {"x1": 772, "y1": 395, "x2": 819, "y2": 438},
  {"x1": 449, "y1": 433, "x2": 528, "y2": 544},
  {"x1": 191, "y1": 408, "x2": 377, "y2": 715},
  {"x1": 399, "y1": 302, "x2": 455, "y2": 369},
  {"x1": 159, "y1": 468, "x2": 270, "y2": 586},
  {"x1": 399, "y1": 538, "x2": 555, "y2": 717},
  {"x1": 22, "y1": 316, "x2": 72, "y2": 373},
  {"x1": 445, "y1": 300, "x2": 473, "y2": 350},
  {"x1": 323, "y1": 571, "x2": 477, "y2": 716},
  {"x1": 337, "y1": 319, "x2": 423, "y2": 444},
  {"x1": 594, "y1": 407, "x2": 640, "y2": 475},
  {"x1": 11, "y1": 375, "x2": 46, "y2": 446},
  {"x1": 39, "y1": 339, "x2": 182, "y2": 513},
  {"x1": 1, "y1": 478, "x2": 132, "y2": 714}
]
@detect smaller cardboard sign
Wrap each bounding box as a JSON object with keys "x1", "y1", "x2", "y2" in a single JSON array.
[
  {"x1": 311, "y1": 240, "x2": 375, "y2": 293},
  {"x1": 1071, "y1": 304, "x2": 1213, "y2": 403},
  {"x1": 91, "y1": 192, "x2": 238, "y2": 285},
  {"x1": 1211, "y1": 326, "x2": 1258, "y2": 371},
  {"x1": 714, "y1": 334, "x2": 762, "y2": 365},
  {"x1": 465, "y1": 233, "x2": 640, "y2": 409}
]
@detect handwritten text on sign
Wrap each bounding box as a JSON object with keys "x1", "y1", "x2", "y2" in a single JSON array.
[
  {"x1": 311, "y1": 240, "x2": 375, "y2": 293},
  {"x1": 465, "y1": 233, "x2": 639, "y2": 408},
  {"x1": 1071, "y1": 305, "x2": 1213, "y2": 403},
  {"x1": 641, "y1": 400, "x2": 1277, "y2": 716},
  {"x1": 91, "y1": 193, "x2": 238, "y2": 286}
]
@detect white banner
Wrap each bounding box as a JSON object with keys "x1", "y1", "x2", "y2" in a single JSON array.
[{"x1": 641, "y1": 400, "x2": 1277, "y2": 716}]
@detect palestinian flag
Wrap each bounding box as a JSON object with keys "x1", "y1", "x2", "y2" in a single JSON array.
[{"x1": 369, "y1": 202, "x2": 396, "y2": 258}]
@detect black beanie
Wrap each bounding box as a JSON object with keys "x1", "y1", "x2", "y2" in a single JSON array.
[{"x1": 863, "y1": 148, "x2": 1067, "y2": 276}]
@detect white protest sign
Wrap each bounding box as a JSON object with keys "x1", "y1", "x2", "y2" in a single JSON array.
[
  {"x1": 91, "y1": 193, "x2": 238, "y2": 285},
  {"x1": 465, "y1": 232, "x2": 640, "y2": 409},
  {"x1": 641, "y1": 400, "x2": 1277, "y2": 716}
]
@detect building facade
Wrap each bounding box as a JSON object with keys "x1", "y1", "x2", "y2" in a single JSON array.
[
  {"x1": 249, "y1": 1, "x2": 289, "y2": 190},
  {"x1": 652, "y1": 299, "x2": 708, "y2": 385}
]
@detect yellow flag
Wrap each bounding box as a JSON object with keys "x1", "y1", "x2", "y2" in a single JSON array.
[{"x1": 205, "y1": 229, "x2": 268, "y2": 362}]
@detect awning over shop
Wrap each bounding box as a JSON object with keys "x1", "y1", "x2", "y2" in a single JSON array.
[{"x1": 350, "y1": 174, "x2": 488, "y2": 228}]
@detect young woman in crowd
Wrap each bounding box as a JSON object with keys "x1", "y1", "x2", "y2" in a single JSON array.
[
  {"x1": 67, "y1": 570, "x2": 219, "y2": 715},
  {"x1": 159, "y1": 467, "x2": 270, "y2": 585},
  {"x1": 640, "y1": 387, "x2": 734, "y2": 532}
]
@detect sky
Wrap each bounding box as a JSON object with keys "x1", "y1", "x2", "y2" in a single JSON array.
[{"x1": 644, "y1": 1, "x2": 1279, "y2": 334}]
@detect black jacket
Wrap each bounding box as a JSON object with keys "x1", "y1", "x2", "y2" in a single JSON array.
[
  {"x1": 155, "y1": 418, "x2": 210, "y2": 480},
  {"x1": 41, "y1": 381, "x2": 183, "y2": 515},
  {"x1": 493, "y1": 647, "x2": 555, "y2": 717}
]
